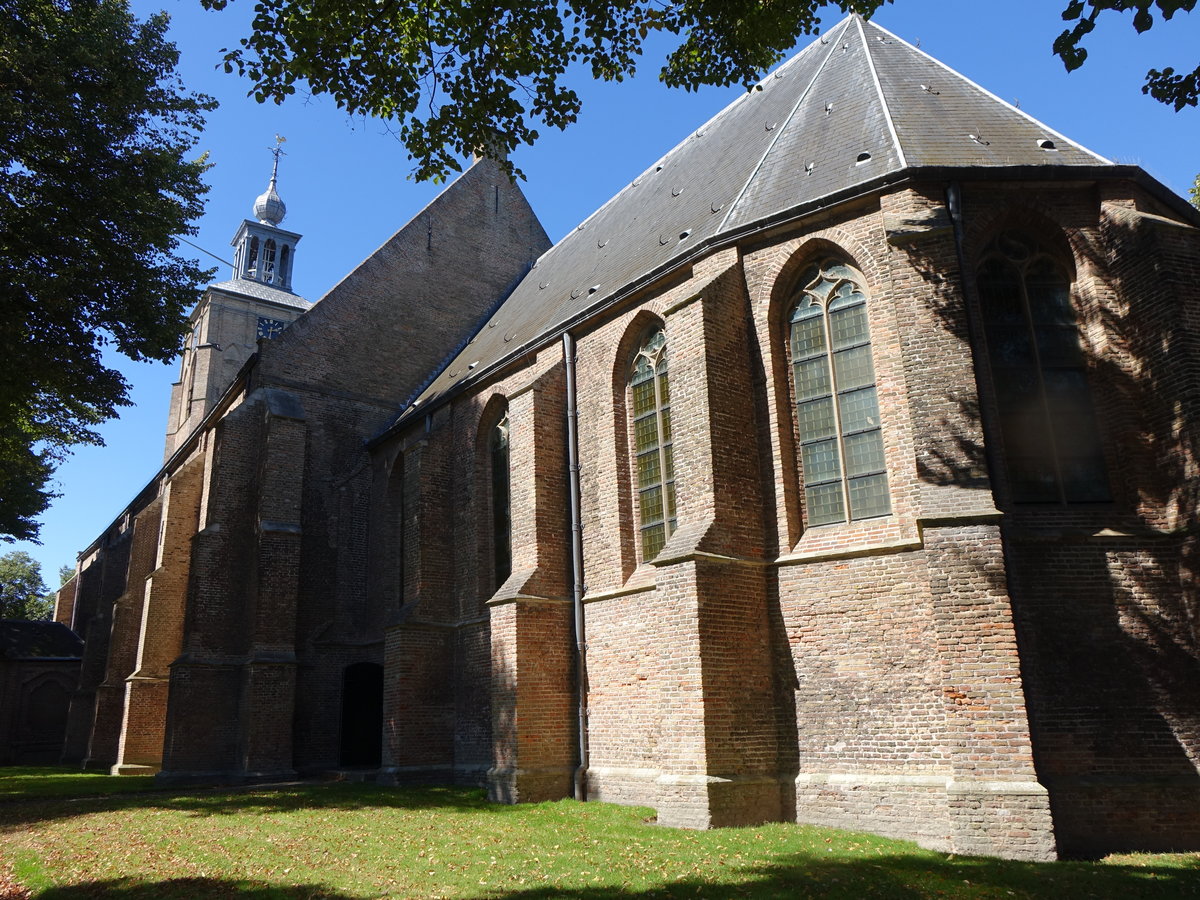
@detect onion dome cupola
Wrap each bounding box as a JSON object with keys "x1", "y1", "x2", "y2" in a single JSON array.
[
  {"x1": 230, "y1": 136, "x2": 302, "y2": 292},
  {"x1": 254, "y1": 161, "x2": 287, "y2": 226}
]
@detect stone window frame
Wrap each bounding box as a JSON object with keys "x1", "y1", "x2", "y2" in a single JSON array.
[
  {"x1": 975, "y1": 229, "x2": 1111, "y2": 505},
  {"x1": 476, "y1": 395, "x2": 512, "y2": 597},
  {"x1": 490, "y1": 413, "x2": 512, "y2": 587},
  {"x1": 627, "y1": 324, "x2": 677, "y2": 563},
  {"x1": 785, "y1": 257, "x2": 892, "y2": 528}
]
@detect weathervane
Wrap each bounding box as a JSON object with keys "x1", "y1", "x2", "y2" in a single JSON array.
[{"x1": 268, "y1": 134, "x2": 287, "y2": 183}]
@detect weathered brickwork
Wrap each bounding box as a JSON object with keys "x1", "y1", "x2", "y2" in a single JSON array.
[
  {"x1": 114, "y1": 456, "x2": 204, "y2": 774},
  {"x1": 49, "y1": 129, "x2": 1200, "y2": 861},
  {"x1": 0, "y1": 623, "x2": 81, "y2": 765},
  {"x1": 62, "y1": 528, "x2": 132, "y2": 768}
]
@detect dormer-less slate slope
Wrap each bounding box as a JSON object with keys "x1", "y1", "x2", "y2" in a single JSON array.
[
  {"x1": 393, "y1": 15, "x2": 1111, "y2": 426},
  {"x1": 209, "y1": 279, "x2": 311, "y2": 310}
]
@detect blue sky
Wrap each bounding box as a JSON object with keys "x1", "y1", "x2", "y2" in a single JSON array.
[{"x1": 10, "y1": 0, "x2": 1197, "y2": 583}]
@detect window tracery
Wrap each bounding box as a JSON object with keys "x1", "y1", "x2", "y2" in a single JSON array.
[
  {"x1": 490, "y1": 413, "x2": 511, "y2": 586},
  {"x1": 789, "y1": 259, "x2": 890, "y2": 526},
  {"x1": 630, "y1": 328, "x2": 676, "y2": 559},
  {"x1": 977, "y1": 231, "x2": 1109, "y2": 503}
]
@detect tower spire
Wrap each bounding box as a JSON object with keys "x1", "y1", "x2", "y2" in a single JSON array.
[
  {"x1": 254, "y1": 135, "x2": 287, "y2": 226},
  {"x1": 230, "y1": 136, "x2": 301, "y2": 291}
]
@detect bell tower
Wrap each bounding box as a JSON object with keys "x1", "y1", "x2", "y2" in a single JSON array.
[
  {"x1": 230, "y1": 141, "x2": 300, "y2": 291},
  {"x1": 163, "y1": 137, "x2": 311, "y2": 460}
]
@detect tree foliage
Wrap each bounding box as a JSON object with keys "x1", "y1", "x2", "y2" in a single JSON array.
[
  {"x1": 0, "y1": 0, "x2": 215, "y2": 542},
  {"x1": 203, "y1": 0, "x2": 888, "y2": 181},
  {"x1": 202, "y1": 0, "x2": 1195, "y2": 182},
  {"x1": 0, "y1": 551, "x2": 54, "y2": 621},
  {"x1": 1056, "y1": 0, "x2": 1197, "y2": 109}
]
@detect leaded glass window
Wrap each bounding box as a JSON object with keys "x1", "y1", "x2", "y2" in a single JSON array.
[
  {"x1": 978, "y1": 231, "x2": 1109, "y2": 503},
  {"x1": 790, "y1": 260, "x2": 890, "y2": 526},
  {"x1": 631, "y1": 329, "x2": 676, "y2": 560},
  {"x1": 491, "y1": 415, "x2": 511, "y2": 585}
]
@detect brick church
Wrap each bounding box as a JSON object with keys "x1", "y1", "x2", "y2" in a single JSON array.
[{"x1": 47, "y1": 16, "x2": 1200, "y2": 860}]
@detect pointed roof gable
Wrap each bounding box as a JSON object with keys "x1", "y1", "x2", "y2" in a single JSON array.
[{"x1": 391, "y1": 15, "x2": 1114, "y2": 426}]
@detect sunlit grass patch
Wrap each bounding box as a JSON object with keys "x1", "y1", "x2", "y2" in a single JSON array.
[
  {"x1": 0, "y1": 779, "x2": 1198, "y2": 898},
  {"x1": 0, "y1": 766, "x2": 158, "y2": 802}
]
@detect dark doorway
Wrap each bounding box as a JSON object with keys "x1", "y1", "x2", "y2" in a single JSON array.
[{"x1": 339, "y1": 662, "x2": 383, "y2": 767}]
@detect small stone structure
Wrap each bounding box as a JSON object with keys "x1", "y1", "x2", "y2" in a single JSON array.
[{"x1": 0, "y1": 621, "x2": 82, "y2": 764}]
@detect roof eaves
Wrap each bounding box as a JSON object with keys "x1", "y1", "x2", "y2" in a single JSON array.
[{"x1": 371, "y1": 162, "x2": 1198, "y2": 449}]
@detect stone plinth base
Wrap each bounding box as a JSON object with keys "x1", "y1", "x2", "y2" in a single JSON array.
[
  {"x1": 585, "y1": 765, "x2": 659, "y2": 808},
  {"x1": 1042, "y1": 776, "x2": 1200, "y2": 858},
  {"x1": 487, "y1": 765, "x2": 573, "y2": 804},
  {"x1": 111, "y1": 764, "x2": 158, "y2": 776},
  {"x1": 793, "y1": 774, "x2": 1056, "y2": 861},
  {"x1": 656, "y1": 774, "x2": 782, "y2": 829},
  {"x1": 947, "y1": 780, "x2": 1057, "y2": 861},
  {"x1": 378, "y1": 765, "x2": 455, "y2": 786}
]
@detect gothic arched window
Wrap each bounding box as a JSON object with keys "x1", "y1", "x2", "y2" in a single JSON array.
[
  {"x1": 978, "y1": 231, "x2": 1109, "y2": 503},
  {"x1": 789, "y1": 260, "x2": 890, "y2": 526},
  {"x1": 631, "y1": 328, "x2": 676, "y2": 559},
  {"x1": 490, "y1": 414, "x2": 511, "y2": 586}
]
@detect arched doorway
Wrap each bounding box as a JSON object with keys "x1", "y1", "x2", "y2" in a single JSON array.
[{"x1": 339, "y1": 662, "x2": 383, "y2": 767}]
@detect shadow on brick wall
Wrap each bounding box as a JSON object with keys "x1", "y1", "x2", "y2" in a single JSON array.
[{"x1": 899, "y1": 206, "x2": 1200, "y2": 855}]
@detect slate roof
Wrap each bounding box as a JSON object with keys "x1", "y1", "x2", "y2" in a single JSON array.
[
  {"x1": 209, "y1": 279, "x2": 311, "y2": 311},
  {"x1": 390, "y1": 15, "x2": 1112, "y2": 428},
  {"x1": 0, "y1": 621, "x2": 83, "y2": 660}
]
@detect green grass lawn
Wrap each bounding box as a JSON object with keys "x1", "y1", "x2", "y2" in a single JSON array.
[
  {"x1": 0, "y1": 767, "x2": 1198, "y2": 899},
  {"x1": 0, "y1": 767, "x2": 160, "y2": 803}
]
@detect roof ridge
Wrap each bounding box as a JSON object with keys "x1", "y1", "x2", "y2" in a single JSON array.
[
  {"x1": 719, "y1": 17, "x2": 853, "y2": 232},
  {"x1": 539, "y1": 16, "x2": 851, "y2": 248},
  {"x1": 390, "y1": 14, "x2": 1129, "y2": 426},
  {"x1": 857, "y1": 16, "x2": 907, "y2": 169},
  {"x1": 862, "y1": 17, "x2": 1112, "y2": 165}
]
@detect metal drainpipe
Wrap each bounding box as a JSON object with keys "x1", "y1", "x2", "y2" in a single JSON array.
[{"x1": 562, "y1": 331, "x2": 589, "y2": 802}]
